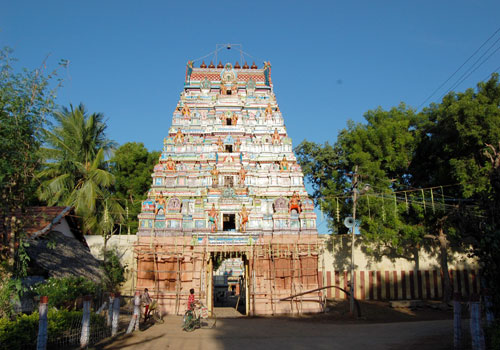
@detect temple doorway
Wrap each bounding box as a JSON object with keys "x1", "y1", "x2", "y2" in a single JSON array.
[{"x1": 210, "y1": 253, "x2": 248, "y2": 316}]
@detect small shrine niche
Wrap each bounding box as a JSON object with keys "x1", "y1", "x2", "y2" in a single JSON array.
[
  {"x1": 220, "y1": 63, "x2": 238, "y2": 96},
  {"x1": 167, "y1": 197, "x2": 182, "y2": 213},
  {"x1": 224, "y1": 176, "x2": 234, "y2": 188},
  {"x1": 246, "y1": 78, "x2": 256, "y2": 96},
  {"x1": 273, "y1": 197, "x2": 288, "y2": 213},
  {"x1": 200, "y1": 77, "x2": 211, "y2": 94}
]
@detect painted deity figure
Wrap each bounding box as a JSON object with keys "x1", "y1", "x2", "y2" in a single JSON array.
[
  {"x1": 220, "y1": 82, "x2": 227, "y2": 95},
  {"x1": 231, "y1": 113, "x2": 238, "y2": 125},
  {"x1": 208, "y1": 204, "x2": 218, "y2": 233},
  {"x1": 271, "y1": 128, "x2": 281, "y2": 145},
  {"x1": 264, "y1": 104, "x2": 273, "y2": 119},
  {"x1": 239, "y1": 205, "x2": 249, "y2": 232},
  {"x1": 155, "y1": 192, "x2": 166, "y2": 215},
  {"x1": 181, "y1": 105, "x2": 191, "y2": 118},
  {"x1": 174, "y1": 128, "x2": 184, "y2": 144},
  {"x1": 165, "y1": 156, "x2": 176, "y2": 171},
  {"x1": 239, "y1": 166, "x2": 246, "y2": 185},
  {"x1": 216, "y1": 137, "x2": 224, "y2": 152},
  {"x1": 263, "y1": 61, "x2": 271, "y2": 86},
  {"x1": 280, "y1": 155, "x2": 289, "y2": 171},
  {"x1": 231, "y1": 84, "x2": 238, "y2": 95},
  {"x1": 289, "y1": 191, "x2": 302, "y2": 214},
  {"x1": 234, "y1": 137, "x2": 242, "y2": 152},
  {"x1": 186, "y1": 60, "x2": 194, "y2": 83},
  {"x1": 211, "y1": 166, "x2": 219, "y2": 187},
  {"x1": 223, "y1": 155, "x2": 234, "y2": 164}
]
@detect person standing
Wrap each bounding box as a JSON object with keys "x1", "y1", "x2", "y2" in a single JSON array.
[{"x1": 142, "y1": 288, "x2": 152, "y2": 321}]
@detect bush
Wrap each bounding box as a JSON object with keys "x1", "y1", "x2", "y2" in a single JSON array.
[
  {"x1": 33, "y1": 276, "x2": 99, "y2": 310},
  {"x1": 101, "y1": 249, "x2": 126, "y2": 293},
  {"x1": 0, "y1": 309, "x2": 107, "y2": 350},
  {"x1": 0, "y1": 312, "x2": 38, "y2": 350},
  {"x1": 0, "y1": 279, "x2": 17, "y2": 319}
]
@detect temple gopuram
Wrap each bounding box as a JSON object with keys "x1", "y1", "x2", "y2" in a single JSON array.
[{"x1": 136, "y1": 60, "x2": 322, "y2": 316}]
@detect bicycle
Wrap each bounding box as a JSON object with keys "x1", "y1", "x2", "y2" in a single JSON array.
[
  {"x1": 182, "y1": 302, "x2": 216, "y2": 332},
  {"x1": 146, "y1": 300, "x2": 164, "y2": 324}
]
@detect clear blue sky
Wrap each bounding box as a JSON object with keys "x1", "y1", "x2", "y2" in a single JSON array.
[{"x1": 2, "y1": 0, "x2": 500, "y2": 232}]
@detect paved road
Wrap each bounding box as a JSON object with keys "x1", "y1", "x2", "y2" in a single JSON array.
[{"x1": 93, "y1": 316, "x2": 454, "y2": 350}]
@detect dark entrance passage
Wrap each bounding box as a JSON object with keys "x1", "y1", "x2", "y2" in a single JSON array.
[
  {"x1": 223, "y1": 213, "x2": 236, "y2": 231},
  {"x1": 212, "y1": 254, "x2": 247, "y2": 316}
]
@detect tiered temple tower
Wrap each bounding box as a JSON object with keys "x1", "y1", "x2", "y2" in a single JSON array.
[{"x1": 136, "y1": 61, "x2": 322, "y2": 316}]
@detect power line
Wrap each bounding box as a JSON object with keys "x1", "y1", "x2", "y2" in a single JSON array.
[
  {"x1": 440, "y1": 36, "x2": 500, "y2": 99},
  {"x1": 482, "y1": 64, "x2": 500, "y2": 82},
  {"x1": 418, "y1": 25, "x2": 500, "y2": 110}
]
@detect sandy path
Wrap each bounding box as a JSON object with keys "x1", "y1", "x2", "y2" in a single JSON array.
[{"x1": 92, "y1": 316, "x2": 453, "y2": 350}]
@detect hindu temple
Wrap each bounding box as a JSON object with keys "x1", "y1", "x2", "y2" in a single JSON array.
[{"x1": 135, "y1": 59, "x2": 322, "y2": 316}]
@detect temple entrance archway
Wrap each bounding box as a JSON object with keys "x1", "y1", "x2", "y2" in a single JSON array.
[{"x1": 210, "y1": 253, "x2": 248, "y2": 316}]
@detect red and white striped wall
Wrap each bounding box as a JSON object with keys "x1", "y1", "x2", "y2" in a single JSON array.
[{"x1": 323, "y1": 269, "x2": 481, "y2": 300}]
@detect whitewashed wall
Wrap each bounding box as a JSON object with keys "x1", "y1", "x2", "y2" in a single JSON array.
[{"x1": 84, "y1": 235, "x2": 138, "y2": 295}]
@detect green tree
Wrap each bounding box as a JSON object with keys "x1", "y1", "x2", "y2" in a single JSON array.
[
  {"x1": 101, "y1": 248, "x2": 126, "y2": 293},
  {"x1": 37, "y1": 104, "x2": 116, "y2": 214},
  {"x1": 296, "y1": 104, "x2": 425, "y2": 263},
  {"x1": 411, "y1": 74, "x2": 500, "y2": 302},
  {"x1": 0, "y1": 47, "x2": 63, "y2": 277},
  {"x1": 37, "y1": 104, "x2": 124, "y2": 247},
  {"x1": 110, "y1": 142, "x2": 159, "y2": 234}
]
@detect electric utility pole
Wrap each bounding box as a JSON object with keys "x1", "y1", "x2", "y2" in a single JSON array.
[{"x1": 350, "y1": 165, "x2": 359, "y2": 315}]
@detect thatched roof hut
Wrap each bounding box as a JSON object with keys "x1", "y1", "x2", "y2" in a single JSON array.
[{"x1": 22, "y1": 207, "x2": 103, "y2": 283}]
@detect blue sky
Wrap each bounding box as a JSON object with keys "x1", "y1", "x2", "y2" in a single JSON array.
[{"x1": 2, "y1": 1, "x2": 500, "y2": 232}]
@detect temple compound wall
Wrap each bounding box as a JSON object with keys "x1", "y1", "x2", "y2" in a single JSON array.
[{"x1": 135, "y1": 60, "x2": 322, "y2": 316}]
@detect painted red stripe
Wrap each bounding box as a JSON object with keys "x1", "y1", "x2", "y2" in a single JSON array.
[
  {"x1": 417, "y1": 271, "x2": 423, "y2": 299},
  {"x1": 433, "y1": 270, "x2": 439, "y2": 299},
  {"x1": 393, "y1": 271, "x2": 398, "y2": 300},
  {"x1": 401, "y1": 271, "x2": 407, "y2": 300},
  {"x1": 360, "y1": 271, "x2": 365, "y2": 300},
  {"x1": 335, "y1": 271, "x2": 340, "y2": 299},
  {"x1": 327, "y1": 271, "x2": 332, "y2": 298},
  {"x1": 353, "y1": 272, "x2": 357, "y2": 299},
  {"x1": 410, "y1": 271, "x2": 415, "y2": 299},
  {"x1": 463, "y1": 270, "x2": 470, "y2": 297},
  {"x1": 369, "y1": 271, "x2": 374, "y2": 300},
  {"x1": 376, "y1": 271, "x2": 382, "y2": 300},
  {"x1": 471, "y1": 270, "x2": 478, "y2": 294},
  {"x1": 344, "y1": 271, "x2": 348, "y2": 300},
  {"x1": 385, "y1": 271, "x2": 391, "y2": 299},
  {"x1": 425, "y1": 270, "x2": 431, "y2": 299}
]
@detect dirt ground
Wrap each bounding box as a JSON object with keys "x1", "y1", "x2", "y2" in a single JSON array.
[{"x1": 92, "y1": 300, "x2": 461, "y2": 350}]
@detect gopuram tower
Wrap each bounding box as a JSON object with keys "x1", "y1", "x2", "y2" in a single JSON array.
[{"x1": 136, "y1": 60, "x2": 322, "y2": 316}]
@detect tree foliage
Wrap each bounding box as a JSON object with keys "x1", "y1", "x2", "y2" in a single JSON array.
[
  {"x1": 101, "y1": 248, "x2": 126, "y2": 293},
  {"x1": 37, "y1": 104, "x2": 117, "y2": 215},
  {"x1": 0, "y1": 47, "x2": 63, "y2": 276},
  {"x1": 110, "y1": 142, "x2": 159, "y2": 233},
  {"x1": 296, "y1": 103, "x2": 424, "y2": 257},
  {"x1": 296, "y1": 75, "x2": 500, "y2": 303}
]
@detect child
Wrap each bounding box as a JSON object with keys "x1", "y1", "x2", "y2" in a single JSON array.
[
  {"x1": 188, "y1": 288, "x2": 196, "y2": 311},
  {"x1": 142, "y1": 288, "x2": 152, "y2": 321}
]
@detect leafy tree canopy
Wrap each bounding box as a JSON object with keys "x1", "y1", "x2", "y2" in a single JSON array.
[
  {"x1": 110, "y1": 142, "x2": 160, "y2": 233},
  {"x1": 0, "y1": 47, "x2": 63, "y2": 275}
]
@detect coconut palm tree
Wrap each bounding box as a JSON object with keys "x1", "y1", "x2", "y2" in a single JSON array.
[{"x1": 37, "y1": 103, "x2": 123, "y2": 233}]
